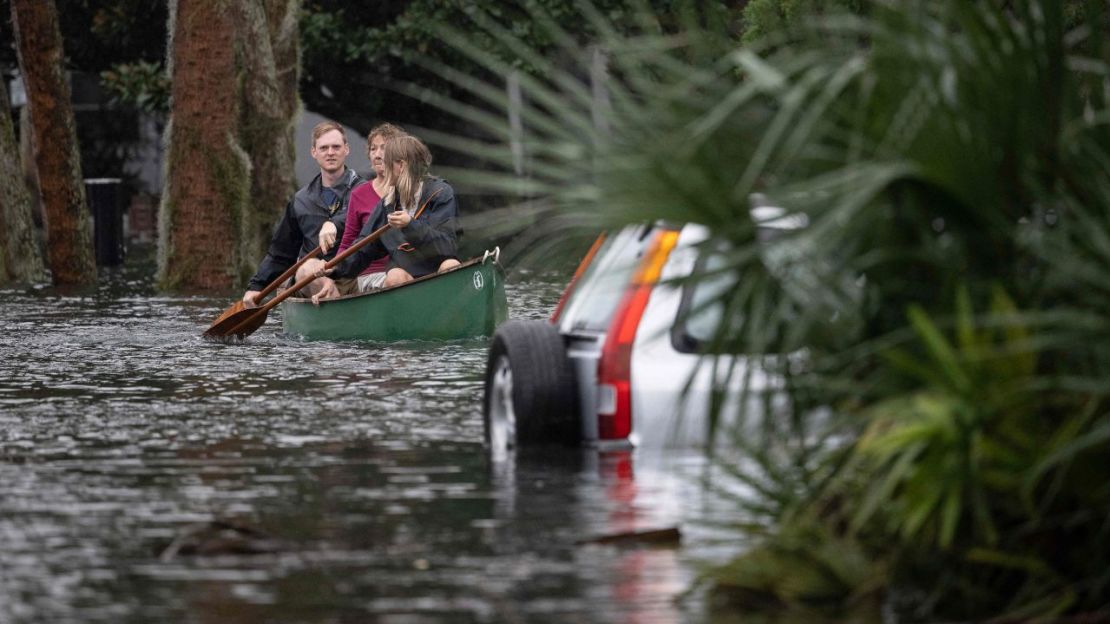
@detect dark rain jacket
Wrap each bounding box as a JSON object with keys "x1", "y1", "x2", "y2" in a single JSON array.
[
  {"x1": 247, "y1": 168, "x2": 364, "y2": 291},
  {"x1": 333, "y1": 177, "x2": 460, "y2": 280}
]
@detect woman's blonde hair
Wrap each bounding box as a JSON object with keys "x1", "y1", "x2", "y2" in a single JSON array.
[{"x1": 385, "y1": 135, "x2": 432, "y2": 209}]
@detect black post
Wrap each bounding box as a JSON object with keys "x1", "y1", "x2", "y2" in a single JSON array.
[{"x1": 84, "y1": 178, "x2": 124, "y2": 266}]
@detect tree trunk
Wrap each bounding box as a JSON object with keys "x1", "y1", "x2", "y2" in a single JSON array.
[
  {"x1": 159, "y1": 0, "x2": 301, "y2": 291},
  {"x1": 11, "y1": 0, "x2": 96, "y2": 285},
  {"x1": 0, "y1": 76, "x2": 46, "y2": 284},
  {"x1": 236, "y1": 0, "x2": 301, "y2": 281},
  {"x1": 158, "y1": 0, "x2": 243, "y2": 290},
  {"x1": 19, "y1": 105, "x2": 43, "y2": 228}
]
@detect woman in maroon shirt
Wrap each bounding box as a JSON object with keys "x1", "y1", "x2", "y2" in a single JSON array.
[{"x1": 335, "y1": 122, "x2": 406, "y2": 293}]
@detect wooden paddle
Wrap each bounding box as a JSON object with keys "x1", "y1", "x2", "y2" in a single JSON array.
[
  {"x1": 203, "y1": 223, "x2": 391, "y2": 340},
  {"x1": 203, "y1": 245, "x2": 323, "y2": 336}
]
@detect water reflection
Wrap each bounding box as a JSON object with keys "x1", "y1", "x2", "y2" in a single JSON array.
[{"x1": 0, "y1": 260, "x2": 731, "y2": 623}]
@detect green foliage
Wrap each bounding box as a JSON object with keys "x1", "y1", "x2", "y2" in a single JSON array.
[
  {"x1": 847, "y1": 289, "x2": 1040, "y2": 551},
  {"x1": 741, "y1": 0, "x2": 867, "y2": 44},
  {"x1": 0, "y1": 0, "x2": 166, "y2": 69},
  {"x1": 420, "y1": 0, "x2": 1110, "y2": 619},
  {"x1": 302, "y1": 0, "x2": 720, "y2": 72},
  {"x1": 100, "y1": 61, "x2": 170, "y2": 114},
  {"x1": 298, "y1": 0, "x2": 744, "y2": 137},
  {"x1": 704, "y1": 519, "x2": 885, "y2": 614}
]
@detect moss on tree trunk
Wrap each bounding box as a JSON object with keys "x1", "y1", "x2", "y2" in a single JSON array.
[
  {"x1": 0, "y1": 76, "x2": 46, "y2": 284},
  {"x1": 11, "y1": 0, "x2": 96, "y2": 285},
  {"x1": 236, "y1": 0, "x2": 300, "y2": 284},
  {"x1": 159, "y1": 0, "x2": 301, "y2": 291}
]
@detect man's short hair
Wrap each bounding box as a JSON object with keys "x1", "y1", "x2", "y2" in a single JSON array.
[{"x1": 312, "y1": 121, "x2": 347, "y2": 147}]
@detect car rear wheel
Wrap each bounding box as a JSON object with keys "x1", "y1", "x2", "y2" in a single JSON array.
[{"x1": 483, "y1": 320, "x2": 579, "y2": 452}]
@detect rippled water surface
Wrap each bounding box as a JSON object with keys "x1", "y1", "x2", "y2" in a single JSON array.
[{"x1": 0, "y1": 258, "x2": 738, "y2": 623}]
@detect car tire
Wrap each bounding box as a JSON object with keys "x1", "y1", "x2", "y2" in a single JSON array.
[{"x1": 483, "y1": 320, "x2": 580, "y2": 451}]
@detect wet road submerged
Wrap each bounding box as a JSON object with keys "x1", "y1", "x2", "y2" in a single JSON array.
[{"x1": 0, "y1": 262, "x2": 736, "y2": 623}]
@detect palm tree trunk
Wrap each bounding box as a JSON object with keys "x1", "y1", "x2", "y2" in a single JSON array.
[
  {"x1": 159, "y1": 0, "x2": 245, "y2": 290},
  {"x1": 0, "y1": 75, "x2": 46, "y2": 284},
  {"x1": 11, "y1": 0, "x2": 96, "y2": 285},
  {"x1": 159, "y1": 0, "x2": 301, "y2": 290},
  {"x1": 235, "y1": 0, "x2": 301, "y2": 282}
]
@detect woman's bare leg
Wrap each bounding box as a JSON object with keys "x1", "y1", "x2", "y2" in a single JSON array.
[{"x1": 384, "y1": 267, "x2": 414, "y2": 288}]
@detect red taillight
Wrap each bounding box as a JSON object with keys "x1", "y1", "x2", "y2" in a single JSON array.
[
  {"x1": 597, "y1": 229, "x2": 679, "y2": 440},
  {"x1": 551, "y1": 233, "x2": 607, "y2": 323}
]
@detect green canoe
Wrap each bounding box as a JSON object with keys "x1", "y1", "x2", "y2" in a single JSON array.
[{"x1": 281, "y1": 252, "x2": 508, "y2": 342}]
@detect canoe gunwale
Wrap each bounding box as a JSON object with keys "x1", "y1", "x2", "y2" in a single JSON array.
[{"x1": 284, "y1": 251, "x2": 500, "y2": 307}]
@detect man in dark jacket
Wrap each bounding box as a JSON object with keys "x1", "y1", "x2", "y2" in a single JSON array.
[{"x1": 241, "y1": 120, "x2": 364, "y2": 307}]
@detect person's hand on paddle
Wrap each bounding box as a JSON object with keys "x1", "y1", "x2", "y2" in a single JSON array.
[
  {"x1": 242, "y1": 290, "x2": 261, "y2": 309},
  {"x1": 319, "y1": 221, "x2": 338, "y2": 253},
  {"x1": 387, "y1": 209, "x2": 411, "y2": 229}
]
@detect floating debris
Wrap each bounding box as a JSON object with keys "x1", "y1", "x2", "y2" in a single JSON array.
[
  {"x1": 159, "y1": 519, "x2": 287, "y2": 560},
  {"x1": 576, "y1": 526, "x2": 682, "y2": 547}
]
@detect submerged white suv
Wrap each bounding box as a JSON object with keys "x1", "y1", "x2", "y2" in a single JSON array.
[{"x1": 483, "y1": 219, "x2": 792, "y2": 453}]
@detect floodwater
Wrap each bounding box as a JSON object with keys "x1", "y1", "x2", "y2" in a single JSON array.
[{"x1": 0, "y1": 255, "x2": 741, "y2": 624}]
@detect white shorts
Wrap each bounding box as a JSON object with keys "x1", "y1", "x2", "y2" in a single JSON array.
[{"x1": 356, "y1": 271, "x2": 388, "y2": 292}]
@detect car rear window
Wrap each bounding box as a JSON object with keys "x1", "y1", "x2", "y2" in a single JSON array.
[
  {"x1": 671, "y1": 246, "x2": 734, "y2": 353},
  {"x1": 672, "y1": 223, "x2": 798, "y2": 354},
  {"x1": 559, "y1": 224, "x2": 656, "y2": 332}
]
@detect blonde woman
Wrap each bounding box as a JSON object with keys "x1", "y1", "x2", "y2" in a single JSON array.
[{"x1": 320, "y1": 134, "x2": 460, "y2": 301}]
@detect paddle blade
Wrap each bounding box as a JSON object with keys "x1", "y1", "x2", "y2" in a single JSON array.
[
  {"x1": 206, "y1": 300, "x2": 246, "y2": 333},
  {"x1": 202, "y1": 306, "x2": 269, "y2": 341}
]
